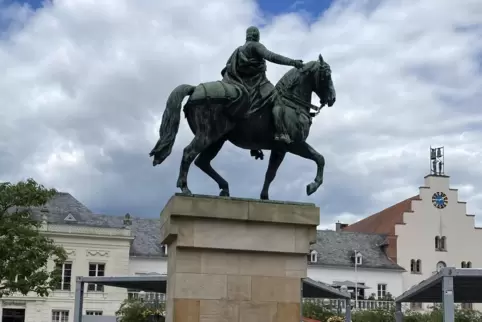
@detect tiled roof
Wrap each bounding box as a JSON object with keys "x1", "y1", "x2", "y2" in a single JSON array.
[
  {"x1": 342, "y1": 195, "x2": 419, "y2": 235},
  {"x1": 341, "y1": 195, "x2": 419, "y2": 263},
  {"x1": 31, "y1": 193, "x2": 164, "y2": 257},
  {"x1": 35, "y1": 193, "x2": 403, "y2": 268},
  {"x1": 310, "y1": 230, "x2": 404, "y2": 270}
]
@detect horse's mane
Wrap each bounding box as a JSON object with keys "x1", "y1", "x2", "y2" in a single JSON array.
[{"x1": 275, "y1": 60, "x2": 318, "y2": 91}]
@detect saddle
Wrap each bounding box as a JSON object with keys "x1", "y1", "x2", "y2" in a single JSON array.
[{"x1": 187, "y1": 81, "x2": 252, "y2": 119}]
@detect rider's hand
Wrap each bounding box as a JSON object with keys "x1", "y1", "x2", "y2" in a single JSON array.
[{"x1": 292, "y1": 60, "x2": 304, "y2": 69}]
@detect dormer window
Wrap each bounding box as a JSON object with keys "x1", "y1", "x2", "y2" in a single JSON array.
[
  {"x1": 354, "y1": 251, "x2": 362, "y2": 266},
  {"x1": 63, "y1": 213, "x2": 77, "y2": 222},
  {"x1": 310, "y1": 250, "x2": 318, "y2": 263}
]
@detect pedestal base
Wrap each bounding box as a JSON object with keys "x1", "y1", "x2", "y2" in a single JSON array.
[{"x1": 160, "y1": 194, "x2": 319, "y2": 322}]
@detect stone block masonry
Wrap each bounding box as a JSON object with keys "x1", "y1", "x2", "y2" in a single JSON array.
[{"x1": 160, "y1": 194, "x2": 320, "y2": 322}]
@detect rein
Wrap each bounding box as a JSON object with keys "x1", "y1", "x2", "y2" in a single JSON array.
[{"x1": 275, "y1": 66, "x2": 322, "y2": 118}]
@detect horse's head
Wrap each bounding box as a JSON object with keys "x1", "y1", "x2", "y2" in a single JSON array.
[{"x1": 312, "y1": 54, "x2": 336, "y2": 108}]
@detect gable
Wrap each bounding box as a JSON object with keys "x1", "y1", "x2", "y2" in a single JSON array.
[{"x1": 342, "y1": 195, "x2": 419, "y2": 235}]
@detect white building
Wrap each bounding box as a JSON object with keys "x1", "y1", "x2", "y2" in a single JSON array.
[
  {"x1": 0, "y1": 193, "x2": 133, "y2": 322},
  {"x1": 343, "y1": 170, "x2": 480, "y2": 310},
  {"x1": 0, "y1": 192, "x2": 403, "y2": 322},
  {"x1": 308, "y1": 229, "x2": 404, "y2": 304}
]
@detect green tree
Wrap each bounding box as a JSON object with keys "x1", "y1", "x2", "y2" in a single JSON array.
[
  {"x1": 116, "y1": 298, "x2": 165, "y2": 322},
  {"x1": 0, "y1": 178, "x2": 67, "y2": 297}
]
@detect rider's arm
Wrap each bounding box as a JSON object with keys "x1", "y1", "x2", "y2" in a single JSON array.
[{"x1": 252, "y1": 42, "x2": 295, "y2": 66}]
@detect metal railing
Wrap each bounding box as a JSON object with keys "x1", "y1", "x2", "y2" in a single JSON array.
[
  {"x1": 127, "y1": 291, "x2": 166, "y2": 303},
  {"x1": 303, "y1": 298, "x2": 394, "y2": 312},
  {"x1": 126, "y1": 292, "x2": 394, "y2": 313}
]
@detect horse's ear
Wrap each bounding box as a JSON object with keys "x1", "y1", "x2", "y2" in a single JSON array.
[{"x1": 318, "y1": 54, "x2": 324, "y2": 63}]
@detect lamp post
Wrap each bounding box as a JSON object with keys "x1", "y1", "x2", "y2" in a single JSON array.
[{"x1": 354, "y1": 250, "x2": 358, "y2": 310}]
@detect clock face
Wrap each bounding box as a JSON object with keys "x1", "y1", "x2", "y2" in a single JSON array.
[{"x1": 432, "y1": 192, "x2": 448, "y2": 209}]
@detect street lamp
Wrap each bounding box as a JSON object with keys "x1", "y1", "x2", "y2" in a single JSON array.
[{"x1": 354, "y1": 250, "x2": 358, "y2": 310}]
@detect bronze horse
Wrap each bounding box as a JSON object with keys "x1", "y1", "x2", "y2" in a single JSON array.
[{"x1": 149, "y1": 54, "x2": 336, "y2": 200}]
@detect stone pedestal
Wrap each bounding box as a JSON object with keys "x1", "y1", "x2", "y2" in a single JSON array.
[{"x1": 160, "y1": 194, "x2": 319, "y2": 322}]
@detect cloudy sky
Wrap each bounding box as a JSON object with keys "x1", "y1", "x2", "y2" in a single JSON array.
[{"x1": 1, "y1": 0, "x2": 481, "y2": 228}]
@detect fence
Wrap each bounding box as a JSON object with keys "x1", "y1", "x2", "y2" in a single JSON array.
[
  {"x1": 126, "y1": 291, "x2": 394, "y2": 312},
  {"x1": 303, "y1": 298, "x2": 394, "y2": 312}
]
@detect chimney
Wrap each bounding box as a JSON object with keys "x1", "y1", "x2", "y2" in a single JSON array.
[{"x1": 336, "y1": 221, "x2": 348, "y2": 232}]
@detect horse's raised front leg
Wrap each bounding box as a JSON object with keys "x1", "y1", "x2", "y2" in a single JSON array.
[
  {"x1": 287, "y1": 142, "x2": 325, "y2": 196},
  {"x1": 194, "y1": 138, "x2": 230, "y2": 197},
  {"x1": 260, "y1": 150, "x2": 286, "y2": 200},
  {"x1": 176, "y1": 135, "x2": 212, "y2": 195}
]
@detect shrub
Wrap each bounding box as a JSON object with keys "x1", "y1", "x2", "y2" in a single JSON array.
[
  {"x1": 352, "y1": 308, "x2": 395, "y2": 322},
  {"x1": 327, "y1": 316, "x2": 344, "y2": 322},
  {"x1": 303, "y1": 301, "x2": 482, "y2": 322},
  {"x1": 302, "y1": 301, "x2": 337, "y2": 321},
  {"x1": 116, "y1": 298, "x2": 165, "y2": 322}
]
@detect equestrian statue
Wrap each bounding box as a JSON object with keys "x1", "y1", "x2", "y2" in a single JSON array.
[{"x1": 149, "y1": 26, "x2": 336, "y2": 200}]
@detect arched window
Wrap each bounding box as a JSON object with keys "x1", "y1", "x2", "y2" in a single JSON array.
[
  {"x1": 467, "y1": 261, "x2": 472, "y2": 268},
  {"x1": 440, "y1": 236, "x2": 447, "y2": 250},
  {"x1": 436, "y1": 261, "x2": 446, "y2": 272},
  {"x1": 435, "y1": 236, "x2": 440, "y2": 250},
  {"x1": 410, "y1": 259, "x2": 415, "y2": 273},
  {"x1": 462, "y1": 261, "x2": 466, "y2": 268},
  {"x1": 310, "y1": 250, "x2": 318, "y2": 263},
  {"x1": 416, "y1": 260, "x2": 422, "y2": 273}
]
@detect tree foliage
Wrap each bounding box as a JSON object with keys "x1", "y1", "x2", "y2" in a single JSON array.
[
  {"x1": 116, "y1": 298, "x2": 165, "y2": 322},
  {"x1": 0, "y1": 178, "x2": 67, "y2": 297}
]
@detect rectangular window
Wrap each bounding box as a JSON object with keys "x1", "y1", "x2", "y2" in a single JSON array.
[
  {"x1": 377, "y1": 284, "x2": 387, "y2": 299},
  {"x1": 86, "y1": 311, "x2": 103, "y2": 315},
  {"x1": 55, "y1": 262, "x2": 72, "y2": 291},
  {"x1": 355, "y1": 254, "x2": 362, "y2": 265},
  {"x1": 87, "y1": 263, "x2": 105, "y2": 292},
  {"x1": 52, "y1": 310, "x2": 69, "y2": 322}
]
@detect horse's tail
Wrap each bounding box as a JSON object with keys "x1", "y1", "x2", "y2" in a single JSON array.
[{"x1": 149, "y1": 84, "x2": 196, "y2": 166}]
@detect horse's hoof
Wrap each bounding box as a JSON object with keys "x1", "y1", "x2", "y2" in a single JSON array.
[
  {"x1": 180, "y1": 187, "x2": 192, "y2": 195},
  {"x1": 260, "y1": 193, "x2": 269, "y2": 200},
  {"x1": 219, "y1": 189, "x2": 230, "y2": 197},
  {"x1": 306, "y1": 182, "x2": 318, "y2": 196}
]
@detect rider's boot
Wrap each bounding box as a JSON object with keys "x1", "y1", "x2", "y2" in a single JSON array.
[
  {"x1": 275, "y1": 132, "x2": 292, "y2": 144},
  {"x1": 273, "y1": 105, "x2": 292, "y2": 144}
]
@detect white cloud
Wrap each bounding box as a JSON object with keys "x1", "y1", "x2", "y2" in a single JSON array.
[{"x1": 0, "y1": 0, "x2": 481, "y2": 223}]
